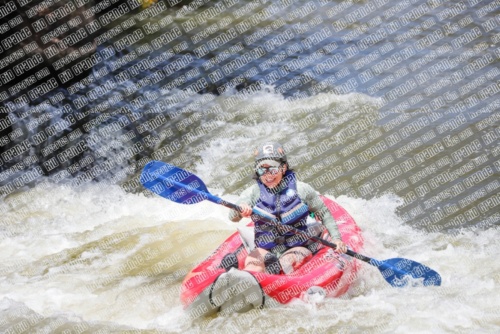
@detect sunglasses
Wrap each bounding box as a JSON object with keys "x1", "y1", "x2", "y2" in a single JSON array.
[{"x1": 255, "y1": 165, "x2": 282, "y2": 176}]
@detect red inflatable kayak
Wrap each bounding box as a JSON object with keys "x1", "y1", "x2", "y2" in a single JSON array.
[{"x1": 180, "y1": 196, "x2": 364, "y2": 316}]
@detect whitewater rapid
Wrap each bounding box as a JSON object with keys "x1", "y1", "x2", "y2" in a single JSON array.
[{"x1": 1, "y1": 182, "x2": 498, "y2": 333}]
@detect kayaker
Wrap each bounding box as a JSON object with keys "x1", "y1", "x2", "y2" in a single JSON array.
[{"x1": 229, "y1": 142, "x2": 347, "y2": 274}]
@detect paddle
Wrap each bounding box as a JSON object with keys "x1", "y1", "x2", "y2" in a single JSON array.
[{"x1": 140, "y1": 160, "x2": 442, "y2": 287}]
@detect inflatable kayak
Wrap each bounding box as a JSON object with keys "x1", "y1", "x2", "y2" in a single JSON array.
[{"x1": 180, "y1": 196, "x2": 363, "y2": 316}]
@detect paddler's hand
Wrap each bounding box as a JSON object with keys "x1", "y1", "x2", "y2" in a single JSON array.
[
  {"x1": 333, "y1": 239, "x2": 347, "y2": 253},
  {"x1": 239, "y1": 204, "x2": 252, "y2": 218}
]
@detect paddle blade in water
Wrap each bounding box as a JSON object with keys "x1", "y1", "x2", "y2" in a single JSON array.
[
  {"x1": 140, "y1": 161, "x2": 209, "y2": 205},
  {"x1": 371, "y1": 257, "x2": 442, "y2": 287}
]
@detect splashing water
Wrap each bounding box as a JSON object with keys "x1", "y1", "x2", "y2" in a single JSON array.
[{"x1": 1, "y1": 181, "x2": 499, "y2": 333}]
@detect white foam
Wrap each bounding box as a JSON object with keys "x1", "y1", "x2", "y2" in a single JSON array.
[{"x1": 2, "y1": 163, "x2": 499, "y2": 333}]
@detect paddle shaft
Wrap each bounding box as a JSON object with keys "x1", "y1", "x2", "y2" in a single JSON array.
[{"x1": 157, "y1": 174, "x2": 374, "y2": 262}]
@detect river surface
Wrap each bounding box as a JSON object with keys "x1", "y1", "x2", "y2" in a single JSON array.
[{"x1": 0, "y1": 0, "x2": 499, "y2": 332}]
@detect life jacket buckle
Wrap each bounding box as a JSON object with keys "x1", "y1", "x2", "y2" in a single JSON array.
[{"x1": 275, "y1": 236, "x2": 286, "y2": 244}]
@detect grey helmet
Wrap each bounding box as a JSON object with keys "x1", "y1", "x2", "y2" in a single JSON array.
[{"x1": 254, "y1": 142, "x2": 287, "y2": 168}]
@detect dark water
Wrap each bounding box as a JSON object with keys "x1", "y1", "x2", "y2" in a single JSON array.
[{"x1": 0, "y1": 0, "x2": 499, "y2": 332}]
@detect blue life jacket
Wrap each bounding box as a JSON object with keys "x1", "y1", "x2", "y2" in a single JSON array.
[{"x1": 253, "y1": 171, "x2": 311, "y2": 251}]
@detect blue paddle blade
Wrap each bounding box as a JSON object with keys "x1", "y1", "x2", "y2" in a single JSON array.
[
  {"x1": 371, "y1": 258, "x2": 442, "y2": 287},
  {"x1": 140, "y1": 161, "x2": 209, "y2": 205}
]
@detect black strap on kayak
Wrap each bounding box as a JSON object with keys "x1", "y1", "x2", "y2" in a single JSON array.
[
  {"x1": 208, "y1": 273, "x2": 223, "y2": 309},
  {"x1": 219, "y1": 244, "x2": 245, "y2": 271}
]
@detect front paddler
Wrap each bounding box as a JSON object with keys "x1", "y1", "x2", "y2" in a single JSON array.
[{"x1": 229, "y1": 142, "x2": 347, "y2": 274}]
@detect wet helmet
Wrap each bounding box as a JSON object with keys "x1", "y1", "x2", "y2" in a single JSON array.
[{"x1": 254, "y1": 142, "x2": 287, "y2": 168}]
